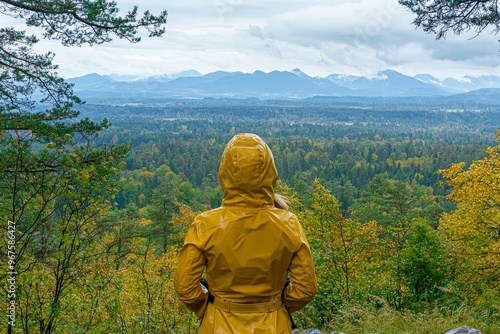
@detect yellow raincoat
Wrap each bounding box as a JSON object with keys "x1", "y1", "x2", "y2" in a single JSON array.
[{"x1": 174, "y1": 133, "x2": 317, "y2": 333}]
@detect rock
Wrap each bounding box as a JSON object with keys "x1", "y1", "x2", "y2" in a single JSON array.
[
  {"x1": 291, "y1": 329, "x2": 326, "y2": 334},
  {"x1": 445, "y1": 326, "x2": 483, "y2": 334},
  {"x1": 305, "y1": 330, "x2": 324, "y2": 334}
]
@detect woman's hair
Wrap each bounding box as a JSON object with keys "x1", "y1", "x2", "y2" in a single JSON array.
[{"x1": 274, "y1": 193, "x2": 290, "y2": 211}]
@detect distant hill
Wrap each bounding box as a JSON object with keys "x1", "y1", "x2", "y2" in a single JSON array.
[
  {"x1": 435, "y1": 88, "x2": 500, "y2": 105},
  {"x1": 68, "y1": 73, "x2": 116, "y2": 87},
  {"x1": 66, "y1": 69, "x2": 500, "y2": 103}
]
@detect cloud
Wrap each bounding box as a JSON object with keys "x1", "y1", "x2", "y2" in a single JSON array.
[
  {"x1": 248, "y1": 1, "x2": 408, "y2": 46},
  {"x1": 2, "y1": 0, "x2": 499, "y2": 78}
]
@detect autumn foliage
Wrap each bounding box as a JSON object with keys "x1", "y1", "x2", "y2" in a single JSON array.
[{"x1": 438, "y1": 130, "x2": 500, "y2": 298}]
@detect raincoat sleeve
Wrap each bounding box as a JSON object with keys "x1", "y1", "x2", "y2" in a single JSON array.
[
  {"x1": 174, "y1": 217, "x2": 208, "y2": 319},
  {"x1": 284, "y1": 221, "x2": 318, "y2": 313}
]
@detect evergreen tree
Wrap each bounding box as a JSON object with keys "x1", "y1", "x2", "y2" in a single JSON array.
[
  {"x1": 351, "y1": 174, "x2": 444, "y2": 227},
  {"x1": 400, "y1": 220, "x2": 450, "y2": 310},
  {"x1": 399, "y1": 0, "x2": 500, "y2": 39},
  {"x1": 0, "y1": 2, "x2": 167, "y2": 332}
]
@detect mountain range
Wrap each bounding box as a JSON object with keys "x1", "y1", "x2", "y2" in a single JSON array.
[{"x1": 66, "y1": 69, "x2": 500, "y2": 103}]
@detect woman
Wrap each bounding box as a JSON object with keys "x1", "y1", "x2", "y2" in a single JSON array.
[{"x1": 174, "y1": 133, "x2": 317, "y2": 333}]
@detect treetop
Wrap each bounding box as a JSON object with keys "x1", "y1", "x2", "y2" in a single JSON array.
[{"x1": 0, "y1": 0, "x2": 168, "y2": 46}]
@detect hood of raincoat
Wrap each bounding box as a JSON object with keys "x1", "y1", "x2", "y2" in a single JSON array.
[{"x1": 218, "y1": 133, "x2": 277, "y2": 207}]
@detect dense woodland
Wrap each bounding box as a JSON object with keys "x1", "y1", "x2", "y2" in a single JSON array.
[
  {"x1": 90, "y1": 99, "x2": 496, "y2": 211},
  {"x1": 2, "y1": 98, "x2": 500, "y2": 333}
]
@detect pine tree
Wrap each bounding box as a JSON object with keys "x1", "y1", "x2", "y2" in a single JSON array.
[
  {"x1": 399, "y1": 0, "x2": 500, "y2": 39},
  {"x1": 0, "y1": 2, "x2": 167, "y2": 332}
]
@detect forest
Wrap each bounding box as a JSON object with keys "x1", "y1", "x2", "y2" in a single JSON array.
[{"x1": 2, "y1": 97, "x2": 499, "y2": 333}]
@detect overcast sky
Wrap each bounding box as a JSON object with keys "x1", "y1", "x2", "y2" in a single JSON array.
[{"x1": 5, "y1": 0, "x2": 500, "y2": 79}]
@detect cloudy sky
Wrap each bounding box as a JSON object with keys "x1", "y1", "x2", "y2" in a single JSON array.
[{"x1": 5, "y1": 0, "x2": 500, "y2": 79}]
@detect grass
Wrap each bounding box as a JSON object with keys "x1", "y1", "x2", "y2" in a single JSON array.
[{"x1": 315, "y1": 302, "x2": 500, "y2": 334}]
